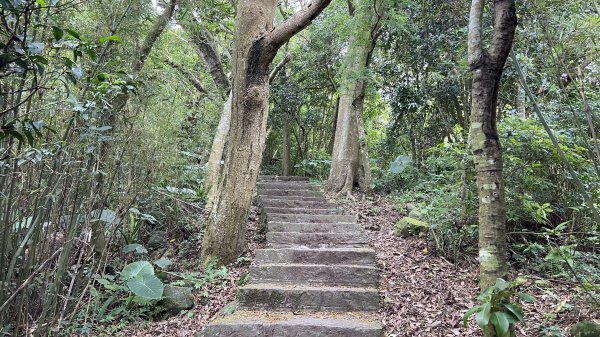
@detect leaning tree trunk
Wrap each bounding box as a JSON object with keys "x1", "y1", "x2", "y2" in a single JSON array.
[
  {"x1": 204, "y1": 93, "x2": 232, "y2": 209},
  {"x1": 468, "y1": 0, "x2": 517, "y2": 321},
  {"x1": 200, "y1": 0, "x2": 332, "y2": 265},
  {"x1": 327, "y1": 0, "x2": 382, "y2": 194}
]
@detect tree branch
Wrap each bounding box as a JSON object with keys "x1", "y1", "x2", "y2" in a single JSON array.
[
  {"x1": 489, "y1": 0, "x2": 517, "y2": 67},
  {"x1": 164, "y1": 58, "x2": 208, "y2": 93},
  {"x1": 268, "y1": 0, "x2": 333, "y2": 50},
  {"x1": 467, "y1": 0, "x2": 484, "y2": 67},
  {"x1": 132, "y1": 0, "x2": 177, "y2": 72},
  {"x1": 269, "y1": 53, "x2": 292, "y2": 83}
]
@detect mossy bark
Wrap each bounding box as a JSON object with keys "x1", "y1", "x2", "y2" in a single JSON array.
[
  {"x1": 200, "y1": 0, "x2": 333, "y2": 265},
  {"x1": 327, "y1": 0, "x2": 381, "y2": 194},
  {"x1": 467, "y1": 0, "x2": 517, "y2": 312}
]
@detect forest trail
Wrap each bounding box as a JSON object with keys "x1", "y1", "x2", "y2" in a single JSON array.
[{"x1": 200, "y1": 176, "x2": 383, "y2": 336}]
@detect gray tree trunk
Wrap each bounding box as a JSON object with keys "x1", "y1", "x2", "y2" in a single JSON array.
[
  {"x1": 200, "y1": 0, "x2": 332, "y2": 265},
  {"x1": 327, "y1": 0, "x2": 381, "y2": 194},
  {"x1": 468, "y1": 2, "x2": 517, "y2": 335}
]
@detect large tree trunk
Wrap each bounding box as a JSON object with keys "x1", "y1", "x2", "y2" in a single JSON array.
[
  {"x1": 327, "y1": 0, "x2": 381, "y2": 194},
  {"x1": 200, "y1": 0, "x2": 332, "y2": 265},
  {"x1": 468, "y1": 0, "x2": 517, "y2": 324}
]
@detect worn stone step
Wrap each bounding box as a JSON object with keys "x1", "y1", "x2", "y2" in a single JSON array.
[
  {"x1": 267, "y1": 232, "x2": 369, "y2": 248},
  {"x1": 264, "y1": 207, "x2": 338, "y2": 215},
  {"x1": 269, "y1": 222, "x2": 361, "y2": 233},
  {"x1": 259, "y1": 189, "x2": 322, "y2": 197},
  {"x1": 257, "y1": 182, "x2": 315, "y2": 190},
  {"x1": 201, "y1": 311, "x2": 383, "y2": 337},
  {"x1": 259, "y1": 175, "x2": 309, "y2": 182},
  {"x1": 260, "y1": 199, "x2": 335, "y2": 209},
  {"x1": 256, "y1": 248, "x2": 377, "y2": 265},
  {"x1": 250, "y1": 264, "x2": 378, "y2": 287},
  {"x1": 259, "y1": 195, "x2": 327, "y2": 202},
  {"x1": 268, "y1": 214, "x2": 355, "y2": 224},
  {"x1": 238, "y1": 284, "x2": 379, "y2": 312}
]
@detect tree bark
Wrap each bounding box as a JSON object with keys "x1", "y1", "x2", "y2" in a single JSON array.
[
  {"x1": 327, "y1": 0, "x2": 381, "y2": 194},
  {"x1": 200, "y1": 0, "x2": 332, "y2": 265},
  {"x1": 468, "y1": 0, "x2": 517, "y2": 327},
  {"x1": 204, "y1": 92, "x2": 232, "y2": 210}
]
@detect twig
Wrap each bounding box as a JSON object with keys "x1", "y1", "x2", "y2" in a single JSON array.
[
  {"x1": 153, "y1": 188, "x2": 204, "y2": 210},
  {"x1": 0, "y1": 248, "x2": 63, "y2": 313}
]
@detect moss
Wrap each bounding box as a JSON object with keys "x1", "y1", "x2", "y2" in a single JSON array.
[{"x1": 570, "y1": 321, "x2": 600, "y2": 337}]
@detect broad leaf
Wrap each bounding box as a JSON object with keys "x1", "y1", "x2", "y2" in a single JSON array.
[
  {"x1": 463, "y1": 305, "x2": 481, "y2": 327},
  {"x1": 126, "y1": 274, "x2": 164, "y2": 300},
  {"x1": 123, "y1": 244, "x2": 147, "y2": 254},
  {"x1": 475, "y1": 302, "x2": 491, "y2": 328},
  {"x1": 504, "y1": 304, "x2": 525, "y2": 323},
  {"x1": 121, "y1": 261, "x2": 154, "y2": 280},
  {"x1": 490, "y1": 311, "x2": 510, "y2": 337},
  {"x1": 154, "y1": 257, "x2": 173, "y2": 269},
  {"x1": 518, "y1": 292, "x2": 536, "y2": 303}
]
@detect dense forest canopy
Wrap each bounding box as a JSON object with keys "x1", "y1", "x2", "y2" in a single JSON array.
[{"x1": 0, "y1": 0, "x2": 598, "y2": 336}]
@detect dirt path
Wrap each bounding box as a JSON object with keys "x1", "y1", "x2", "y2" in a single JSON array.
[{"x1": 335, "y1": 195, "x2": 598, "y2": 337}]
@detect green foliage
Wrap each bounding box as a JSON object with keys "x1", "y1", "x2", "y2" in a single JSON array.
[{"x1": 464, "y1": 278, "x2": 534, "y2": 336}]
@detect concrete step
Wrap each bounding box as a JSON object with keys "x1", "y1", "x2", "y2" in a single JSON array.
[
  {"x1": 259, "y1": 189, "x2": 322, "y2": 197},
  {"x1": 260, "y1": 199, "x2": 335, "y2": 209},
  {"x1": 238, "y1": 284, "x2": 380, "y2": 312},
  {"x1": 268, "y1": 214, "x2": 355, "y2": 224},
  {"x1": 259, "y1": 195, "x2": 327, "y2": 202},
  {"x1": 269, "y1": 222, "x2": 361, "y2": 233},
  {"x1": 267, "y1": 232, "x2": 369, "y2": 248},
  {"x1": 250, "y1": 264, "x2": 378, "y2": 287},
  {"x1": 201, "y1": 311, "x2": 383, "y2": 337},
  {"x1": 264, "y1": 207, "x2": 338, "y2": 215},
  {"x1": 259, "y1": 175, "x2": 309, "y2": 182},
  {"x1": 256, "y1": 248, "x2": 377, "y2": 265},
  {"x1": 257, "y1": 182, "x2": 315, "y2": 190}
]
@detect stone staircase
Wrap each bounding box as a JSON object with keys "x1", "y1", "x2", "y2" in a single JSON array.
[{"x1": 201, "y1": 176, "x2": 383, "y2": 337}]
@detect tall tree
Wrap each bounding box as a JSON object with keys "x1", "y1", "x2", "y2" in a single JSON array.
[
  {"x1": 327, "y1": 0, "x2": 382, "y2": 194},
  {"x1": 467, "y1": 0, "x2": 517, "y2": 298},
  {"x1": 178, "y1": 1, "x2": 234, "y2": 210},
  {"x1": 200, "y1": 0, "x2": 333, "y2": 265}
]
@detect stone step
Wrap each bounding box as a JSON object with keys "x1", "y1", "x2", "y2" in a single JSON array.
[
  {"x1": 201, "y1": 311, "x2": 383, "y2": 337},
  {"x1": 267, "y1": 232, "x2": 369, "y2": 248},
  {"x1": 259, "y1": 195, "x2": 327, "y2": 202},
  {"x1": 259, "y1": 175, "x2": 309, "y2": 182},
  {"x1": 260, "y1": 199, "x2": 335, "y2": 209},
  {"x1": 264, "y1": 207, "x2": 338, "y2": 215},
  {"x1": 269, "y1": 222, "x2": 361, "y2": 233},
  {"x1": 257, "y1": 182, "x2": 315, "y2": 190},
  {"x1": 268, "y1": 214, "x2": 355, "y2": 224},
  {"x1": 238, "y1": 284, "x2": 380, "y2": 312},
  {"x1": 256, "y1": 248, "x2": 377, "y2": 265},
  {"x1": 249, "y1": 264, "x2": 378, "y2": 287},
  {"x1": 258, "y1": 189, "x2": 322, "y2": 197}
]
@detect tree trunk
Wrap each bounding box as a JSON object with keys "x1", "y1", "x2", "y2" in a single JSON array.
[
  {"x1": 282, "y1": 110, "x2": 291, "y2": 176},
  {"x1": 327, "y1": 0, "x2": 381, "y2": 194},
  {"x1": 468, "y1": 2, "x2": 517, "y2": 335},
  {"x1": 204, "y1": 92, "x2": 232, "y2": 210},
  {"x1": 200, "y1": 0, "x2": 332, "y2": 265}
]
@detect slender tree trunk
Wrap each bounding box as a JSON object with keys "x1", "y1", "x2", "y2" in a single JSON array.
[
  {"x1": 282, "y1": 110, "x2": 291, "y2": 175},
  {"x1": 468, "y1": 2, "x2": 517, "y2": 335},
  {"x1": 204, "y1": 93, "x2": 232, "y2": 209},
  {"x1": 200, "y1": 0, "x2": 332, "y2": 265},
  {"x1": 327, "y1": 0, "x2": 381, "y2": 194}
]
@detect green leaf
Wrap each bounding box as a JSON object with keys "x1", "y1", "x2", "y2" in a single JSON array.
[
  {"x1": 65, "y1": 29, "x2": 81, "y2": 40},
  {"x1": 123, "y1": 244, "x2": 147, "y2": 254},
  {"x1": 504, "y1": 304, "x2": 525, "y2": 323},
  {"x1": 490, "y1": 312, "x2": 510, "y2": 337},
  {"x1": 463, "y1": 305, "x2": 481, "y2": 327},
  {"x1": 126, "y1": 274, "x2": 164, "y2": 300},
  {"x1": 121, "y1": 261, "x2": 154, "y2": 280},
  {"x1": 99, "y1": 35, "x2": 123, "y2": 43},
  {"x1": 518, "y1": 292, "x2": 536, "y2": 303},
  {"x1": 36, "y1": 0, "x2": 45, "y2": 5},
  {"x1": 52, "y1": 26, "x2": 63, "y2": 41},
  {"x1": 475, "y1": 302, "x2": 491, "y2": 328},
  {"x1": 154, "y1": 257, "x2": 173, "y2": 269},
  {"x1": 494, "y1": 278, "x2": 509, "y2": 291}
]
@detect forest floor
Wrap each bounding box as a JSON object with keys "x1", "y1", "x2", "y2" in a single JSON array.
[{"x1": 121, "y1": 194, "x2": 598, "y2": 337}]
